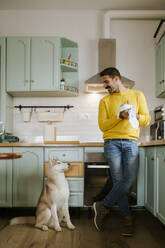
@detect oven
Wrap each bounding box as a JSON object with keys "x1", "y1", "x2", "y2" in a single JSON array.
[
  {"x1": 84, "y1": 151, "x2": 112, "y2": 206},
  {"x1": 84, "y1": 150, "x2": 137, "y2": 207}
]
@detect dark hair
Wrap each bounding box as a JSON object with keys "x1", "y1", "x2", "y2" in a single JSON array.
[{"x1": 100, "y1": 67, "x2": 121, "y2": 79}]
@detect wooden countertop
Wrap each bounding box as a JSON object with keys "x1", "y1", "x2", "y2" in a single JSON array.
[
  {"x1": 0, "y1": 142, "x2": 104, "y2": 147},
  {"x1": 0, "y1": 140, "x2": 165, "y2": 147},
  {"x1": 138, "y1": 139, "x2": 165, "y2": 147}
]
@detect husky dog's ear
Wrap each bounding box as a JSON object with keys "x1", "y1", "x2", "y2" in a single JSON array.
[
  {"x1": 48, "y1": 156, "x2": 53, "y2": 166},
  {"x1": 49, "y1": 156, "x2": 58, "y2": 166}
]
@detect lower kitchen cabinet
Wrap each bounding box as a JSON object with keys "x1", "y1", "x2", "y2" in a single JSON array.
[
  {"x1": 45, "y1": 147, "x2": 84, "y2": 162},
  {"x1": 144, "y1": 147, "x2": 156, "y2": 215},
  {"x1": 0, "y1": 147, "x2": 12, "y2": 207},
  {"x1": 12, "y1": 147, "x2": 44, "y2": 207},
  {"x1": 44, "y1": 177, "x2": 84, "y2": 207},
  {"x1": 143, "y1": 145, "x2": 165, "y2": 226},
  {"x1": 44, "y1": 147, "x2": 84, "y2": 206},
  {"x1": 67, "y1": 178, "x2": 84, "y2": 207},
  {"x1": 156, "y1": 146, "x2": 165, "y2": 225},
  {"x1": 137, "y1": 147, "x2": 145, "y2": 206}
]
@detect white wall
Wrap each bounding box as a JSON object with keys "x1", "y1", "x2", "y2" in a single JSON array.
[
  {"x1": 111, "y1": 19, "x2": 165, "y2": 140},
  {"x1": 0, "y1": 10, "x2": 164, "y2": 142},
  {"x1": 111, "y1": 19, "x2": 165, "y2": 110}
]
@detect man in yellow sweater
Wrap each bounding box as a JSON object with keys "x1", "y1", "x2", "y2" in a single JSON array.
[{"x1": 93, "y1": 67, "x2": 151, "y2": 236}]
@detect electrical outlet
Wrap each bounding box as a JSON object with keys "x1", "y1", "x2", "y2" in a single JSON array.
[{"x1": 80, "y1": 113, "x2": 89, "y2": 120}]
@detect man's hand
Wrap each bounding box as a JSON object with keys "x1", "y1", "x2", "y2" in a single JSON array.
[
  {"x1": 136, "y1": 114, "x2": 140, "y2": 120},
  {"x1": 119, "y1": 110, "x2": 129, "y2": 119}
]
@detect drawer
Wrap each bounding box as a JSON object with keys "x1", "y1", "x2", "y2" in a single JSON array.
[
  {"x1": 67, "y1": 178, "x2": 84, "y2": 192},
  {"x1": 44, "y1": 178, "x2": 84, "y2": 192},
  {"x1": 69, "y1": 193, "x2": 84, "y2": 207},
  {"x1": 65, "y1": 162, "x2": 84, "y2": 177},
  {"x1": 84, "y1": 147, "x2": 104, "y2": 153},
  {"x1": 43, "y1": 179, "x2": 84, "y2": 207},
  {"x1": 44, "y1": 162, "x2": 84, "y2": 177},
  {"x1": 45, "y1": 147, "x2": 83, "y2": 162}
]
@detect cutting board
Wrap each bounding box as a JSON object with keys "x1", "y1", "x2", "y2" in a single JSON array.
[{"x1": 44, "y1": 141, "x2": 80, "y2": 144}]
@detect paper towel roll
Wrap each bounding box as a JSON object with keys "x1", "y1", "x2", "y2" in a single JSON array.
[{"x1": 44, "y1": 124, "x2": 56, "y2": 141}]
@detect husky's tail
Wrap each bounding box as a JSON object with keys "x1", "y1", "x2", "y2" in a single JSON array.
[{"x1": 10, "y1": 216, "x2": 35, "y2": 225}]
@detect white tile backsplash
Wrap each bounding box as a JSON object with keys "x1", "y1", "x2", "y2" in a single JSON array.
[{"x1": 13, "y1": 93, "x2": 105, "y2": 142}]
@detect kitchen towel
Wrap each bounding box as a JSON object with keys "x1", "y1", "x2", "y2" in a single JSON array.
[{"x1": 117, "y1": 104, "x2": 139, "y2": 129}]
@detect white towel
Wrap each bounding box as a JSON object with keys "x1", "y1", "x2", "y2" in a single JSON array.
[{"x1": 117, "y1": 104, "x2": 139, "y2": 129}]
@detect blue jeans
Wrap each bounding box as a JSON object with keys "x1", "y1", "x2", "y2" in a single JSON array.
[{"x1": 103, "y1": 139, "x2": 139, "y2": 216}]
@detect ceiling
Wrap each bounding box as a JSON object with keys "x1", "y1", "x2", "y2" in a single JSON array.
[{"x1": 0, "y1": 0, "x2": 165, "y2": 11}]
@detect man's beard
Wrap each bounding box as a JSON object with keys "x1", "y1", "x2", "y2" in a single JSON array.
[{"x1": 105, "y1": 86, "x2": 115, "y2": 94}]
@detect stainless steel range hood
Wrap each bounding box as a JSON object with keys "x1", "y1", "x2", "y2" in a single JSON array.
[{"x1": 84, "y1": 39, "x2": 135, "y2": 93}]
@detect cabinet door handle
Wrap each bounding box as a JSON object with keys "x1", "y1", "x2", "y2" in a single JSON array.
[
  {"x1": 31, "y1": 80, "x2": 35, "y2": 83},
  {"x1": 151, "y1": 157, "x2": 154, "y2": 160}
]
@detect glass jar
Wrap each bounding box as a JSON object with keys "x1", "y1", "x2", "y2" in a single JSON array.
[{"x1": 60, "y1": 78, "x2": 66, "y2": 90}]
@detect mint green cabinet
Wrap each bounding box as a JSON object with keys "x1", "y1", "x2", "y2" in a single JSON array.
[
  {"x1": 12, "y1": 147, "x2": 43, "y2": 207},
  {"x1": 45, "y1": 147, "x2": 84, "y2": 162},
  {"x1": 0, "y1": 38, "x2": 6, "y2": 120},
  {"x1": 144, "y1": 147, "x2": 156, "y2": 215},
  {"x1": 7, "y1": 37, "x2": 60, "y2": 94},
  {"x1": 156, "y1": 146, "x2": 165, "y2": 225},
  {"x1": 144, "y1": 146, "x2": 165, "y2": 225},
  {"x1": 0, "y1": 147, "x2": 44, "y2": 208},
  {"x1": 6, "y1": 37, "x2": 30, "y2": 92},
  {"x1": 68, "y1": 178, "x2": 84, "y2": 207},
  {"x1": 137, "y1": 147, "x2": 145, "y2": 206},
  {"x1": 45, "y1": 147, "x2": 84, "y2": 207},
  {"x1": 0, "y1": 38, "x2": 13, "y2": 133},
  {"x1": 155, "y1": 35, "x2": 165, "y2": 97},
  {"x1": 0, "y1": 148, "x2": 12, "y2": 207},
  {"x1": 6, "y1": 36, "x2": 78, "y2": 97}
]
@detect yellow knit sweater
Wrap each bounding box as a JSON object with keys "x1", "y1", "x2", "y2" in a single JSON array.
[{"x1": 98, "y1": 89, "x2": 151, "y2": 140}]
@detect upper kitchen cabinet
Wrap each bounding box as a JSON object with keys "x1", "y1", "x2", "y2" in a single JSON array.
[
  {"x1": 6, "y1": 37, "x2": 78, "y2": 97},
  {"x1": 155, "y1": 35, "x2": 165, "y2": 97},
  {"x1": 0, "y1": 38, "x2": 13, "y2": 133},
  {"x1": 6, "y1": 37, "x2": 60, "y2": 95}
]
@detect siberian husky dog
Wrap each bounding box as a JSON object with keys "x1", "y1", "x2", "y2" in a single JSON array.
[{"x1": 10, "y1": 157, "x2": 75, "y2": 232}]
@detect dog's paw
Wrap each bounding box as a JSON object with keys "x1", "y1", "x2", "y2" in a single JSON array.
[
  {"x1": 60, "y1": 221, "x2": 67, "y2": 227},
  {"x1": 68, "y1": 223, "x2": 75, "y2": 230},
  {"x1": 55, "y1": 226, "x2": 62, "y2": 232},
  {"x1": 41, "y1": 225, "x2": 49, "y2": 231}
]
